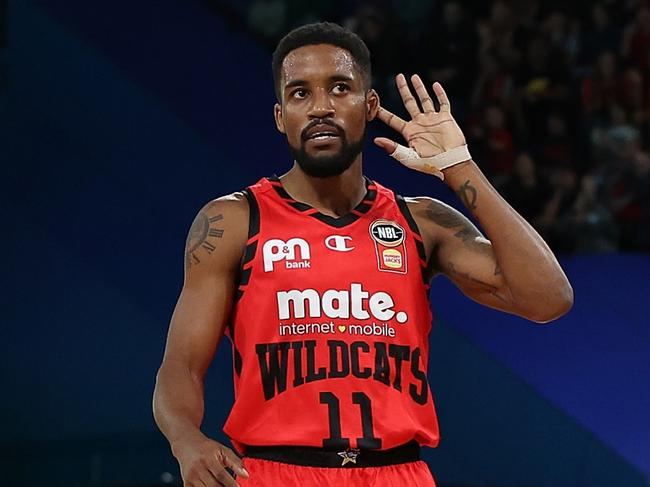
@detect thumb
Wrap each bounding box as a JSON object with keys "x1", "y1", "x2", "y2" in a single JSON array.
[
  {"x1": 373, "y1": 137, "x2": 398, "y2": 154},
  {"x1": 220, "y1": 448, "x2": 250, "y2": 479}
]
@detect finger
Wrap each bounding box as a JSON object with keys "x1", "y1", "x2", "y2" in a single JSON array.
[
  {"x1": 213, "y1": 468, "x2": 239, "y2": 487},
  {"x1": 204, "y1": 463, "x2": 239, "y2": 487},
  {"x1": 184, "y1": 466, "x2": 210, "y2": 487},
  {"x1": 373, "y1": 137, "x2": 398, "y2": 154},
  {"x1": 198, "y1": 462, "x2": 226, "y2": 487},
  {"x1": 432, "y1": 82, "x2": 451, "y2": 113},
  {"x1": 189, "y1": 473, "x2": 210, "y2": 487},
  {"x1": 220, "y1": 449, "x2": 249, "y2": 479},
  {"x1": 411, "y1": 74, "x2": 435, "y2": 112},
  {"x1": 376, "y1": 106, "x2": 407, "y2": 133},
  {"x1": 396, "y1": 73, "x2": 421, "y2": 118}
]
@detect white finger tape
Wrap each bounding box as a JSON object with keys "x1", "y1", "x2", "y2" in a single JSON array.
[{"x1": 390, "y1": 144, "x2": 471, "y2": 180}]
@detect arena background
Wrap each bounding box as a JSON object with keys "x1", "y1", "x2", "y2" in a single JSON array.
[{"x1": 1, "y1": 0, "x2": 649, "y2": 486}]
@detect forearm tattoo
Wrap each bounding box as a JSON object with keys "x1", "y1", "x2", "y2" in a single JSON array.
[
  {"x1": 185, "y1": 211, "x2": 225, "y2": 268},
  {"x1": 456, "y1": 180, "x2": 477, "y2": 210}
]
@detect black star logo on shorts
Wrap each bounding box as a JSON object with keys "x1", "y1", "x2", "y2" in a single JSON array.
[{"x1": 337, "y1": 448, "x2": 361, "y2": 466}]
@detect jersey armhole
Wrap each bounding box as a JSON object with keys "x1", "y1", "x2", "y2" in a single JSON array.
[
  {"x1": 395, "y1": 194, "x2": 436, "y2": 287},
  {"x1": 227, "y1": 189, "x2": 260, "y2": 370},
  {"x1": 235, "y1": 188, "x2": 261, "y2": 302}
]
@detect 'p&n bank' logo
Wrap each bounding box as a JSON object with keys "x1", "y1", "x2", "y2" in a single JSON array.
[{"x1": 263, "y1": 238, "x2": 311, "y2": 272}]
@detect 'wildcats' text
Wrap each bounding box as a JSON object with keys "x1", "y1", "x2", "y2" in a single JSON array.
[{"x1": 255, "y1": 339, "x2": 428, "y2": 405}]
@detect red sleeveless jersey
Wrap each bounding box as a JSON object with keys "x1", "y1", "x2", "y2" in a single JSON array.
[{"x1": 223, "y1": 176, "x2": 440, "y2": 452}]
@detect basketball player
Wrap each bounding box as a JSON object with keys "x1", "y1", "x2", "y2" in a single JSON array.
[{"x1": 153, "y1": 23, "x2": 573, "y2": 486}]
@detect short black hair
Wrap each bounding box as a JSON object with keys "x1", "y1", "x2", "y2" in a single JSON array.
[{"x1": 272, "y1": 22, "x2": 372, "y2": 101}]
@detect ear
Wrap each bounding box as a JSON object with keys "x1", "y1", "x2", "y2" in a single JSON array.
[
  {"x1": 366, "y1": 89, "x2": 380, "y2": 121},
  {"x1": 274, "y1": 103, "x2": 286, "y2": 134}
]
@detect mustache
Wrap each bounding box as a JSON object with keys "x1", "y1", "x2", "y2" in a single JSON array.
[{"x1": 301, "y1": 119, "x2": 344, "y2": 141}]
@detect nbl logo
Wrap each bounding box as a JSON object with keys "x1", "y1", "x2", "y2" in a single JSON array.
[
  {"x1": 369, "y1": 220, "x2": 407, "y2": 274},
  {"x1": 370, "y1": 222, "x2": 404, "y2": 244},
  {"x1": 263, "y1": 238, "x2": 311, "y2": 272}
]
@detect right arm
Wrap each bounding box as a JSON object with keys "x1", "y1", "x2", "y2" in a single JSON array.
[{"x1": 153, "y1": 193, "x2": 249, "y2": 487}]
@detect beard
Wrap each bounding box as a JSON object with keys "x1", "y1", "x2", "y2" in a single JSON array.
[{"x1": 288, "y1": 121, "x2": 366, "y2": 178}]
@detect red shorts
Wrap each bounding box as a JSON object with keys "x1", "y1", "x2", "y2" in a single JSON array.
[{"x1": 238, "y1": 458, "x2": 437, "y2": 486}]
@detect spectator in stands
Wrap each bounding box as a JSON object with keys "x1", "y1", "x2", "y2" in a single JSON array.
[
  {"x1": 469, "y1": 104, "x2": 516, "y2": 184},
  {"x1": 501, "y1": 151, "x2": 551, "y2": 223},
  {"x1": 477, "y1": 0, "x2": 530, "y2": 66},
  {"x1": 536, "y1": 167, "x2": 578, "y2": 248},
  {"x1": 579, "y1": 3, "x2": 621, "y2": 67},
  {"x1": 539, "y1": 112, "x2": 577, "y2": 171},
  {"x1": 581, "y1": 50, "x2": 621, "y2": 121},
  {"x1": 622, "y1": 4, "x2": 650, "y2": 71},
  {"x1": 418, "y1": 1, "x2": 478, "y2": 118},
  {"x1": 470, "y1": 51, "x2": 515, "y2": 111},
  {"x1": 608, "y1": 149, "x2": 650, "y2": 250},
  {"x1": 551, "y1": 174, "x2": 619, "y2": 253},
  {"x1": 541, "y1": 10, "x2": 580, "y2": 65},
  {"x1": 513, "y1": 34, "x2": 573, "y2": 143},
  {"x1": 591, "y1": 103, "x2": 640, "y2": 181},
  {"x1": 619, "y1": 67, "x2": 649, "y2": 143}
]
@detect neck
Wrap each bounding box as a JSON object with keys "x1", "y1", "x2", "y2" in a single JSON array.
[{"x1": 279, "y1": 157, "x2": 366, "y2": 217}]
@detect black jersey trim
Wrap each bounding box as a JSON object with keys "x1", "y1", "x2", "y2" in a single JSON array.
[
  {"x1": 243, "y1": 188, "x2": 260, "y2": 239},
  {"x1": 242, "y1": 239, "x2": 258, "y2": 267},
  {"x1": 395, "y1": 194, "x2": 433, "y2": 287},
  {"x1": 233, "y1": 345, "x2": 243, "y2": 377},
  {"x1": 267, "y1": 175, "x2": 377, "y2": 228},
  {"x1": 235, "y1": 189, "x2": 261, "y2": 304}
]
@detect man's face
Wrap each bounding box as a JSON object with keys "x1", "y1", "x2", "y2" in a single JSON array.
[{"x1": 274, "y1": 44, "x2": 378, "y2": 177}]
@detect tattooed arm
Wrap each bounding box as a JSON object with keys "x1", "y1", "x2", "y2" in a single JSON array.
[
  {"x1": 153, "y1": 194, "x2": 250, "y2": 486},
  {"x1": 408, "y1": 164, "x2": 572, "y2": 322},
  {"x1": 377, "y1": 74, "x2": 572, "y2": 322}
]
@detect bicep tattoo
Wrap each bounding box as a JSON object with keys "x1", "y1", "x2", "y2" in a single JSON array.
[
  {"x1": 185, "y1": 211, "x2": 225, "y2": 268},
  {"x1": 446, "y1": 261, "x2": 508, "y2": 303},
  {"x1": 424, "y1": 199, "x2": 489, "y2": 254}
]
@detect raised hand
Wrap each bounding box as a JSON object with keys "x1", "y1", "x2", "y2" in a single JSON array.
[{"x1": 374, "y1": 74, "x2": 467, "y2": 170}]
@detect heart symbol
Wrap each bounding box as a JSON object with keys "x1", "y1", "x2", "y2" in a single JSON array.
[{"x1": 338, "y1": 325, "x2": 347, "y2": 332}]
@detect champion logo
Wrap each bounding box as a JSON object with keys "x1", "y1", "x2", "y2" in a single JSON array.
[{"x1": 325, "y1": 235, "x2": 354, "y2": 252}]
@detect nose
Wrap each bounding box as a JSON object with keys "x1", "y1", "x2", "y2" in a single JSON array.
[{"x1": 308, "y1": 88, "x2": 335, "y2": 119}]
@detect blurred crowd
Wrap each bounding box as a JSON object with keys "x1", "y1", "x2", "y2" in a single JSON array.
[{"x1": 216, "y1": 0, "x2": 650, "y2": 253}]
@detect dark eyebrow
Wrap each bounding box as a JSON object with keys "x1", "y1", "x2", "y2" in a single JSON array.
[
  {"x1": 329, "y1": 74, "x2": 354, "y2": 83},
  {"x1": 284, "y1": 74, "x2": 355, "y2": 91},
  {"x1": 285, "y1": 79, "x2": 307, "y2": 90}
]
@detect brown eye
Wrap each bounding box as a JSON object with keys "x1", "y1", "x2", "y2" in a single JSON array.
[
  {"x1": 332, "y1": 83, "x2": 349, "y2": 94},
  {"x1": 292, "y1": 89, "x2": 308, "y2": 99}
]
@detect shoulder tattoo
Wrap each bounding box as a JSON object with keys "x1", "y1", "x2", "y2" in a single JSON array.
[{"x1": 185, "y1": 210, "x2": 225, "y2": 268}]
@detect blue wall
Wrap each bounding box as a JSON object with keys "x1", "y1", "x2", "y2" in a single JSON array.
[{"x1": 2, "y1": 1, "x2": 648, "y2": 486}]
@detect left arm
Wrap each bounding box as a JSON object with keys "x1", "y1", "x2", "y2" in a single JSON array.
[
  {"x1": 375, "y1": 74, "x2": 573, "y2": 323},
  {"x1": 408, "y1": 171, "x2": 572, "y2": 322}
]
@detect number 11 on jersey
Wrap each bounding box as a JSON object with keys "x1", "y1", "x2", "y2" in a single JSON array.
[{"x1": 320, "y1": 391, "x2": 382, "y2": 449}]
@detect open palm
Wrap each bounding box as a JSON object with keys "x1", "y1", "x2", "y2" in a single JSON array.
[{"x1": 374, "y1": 74, "x2": 466, "y2": 158}]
